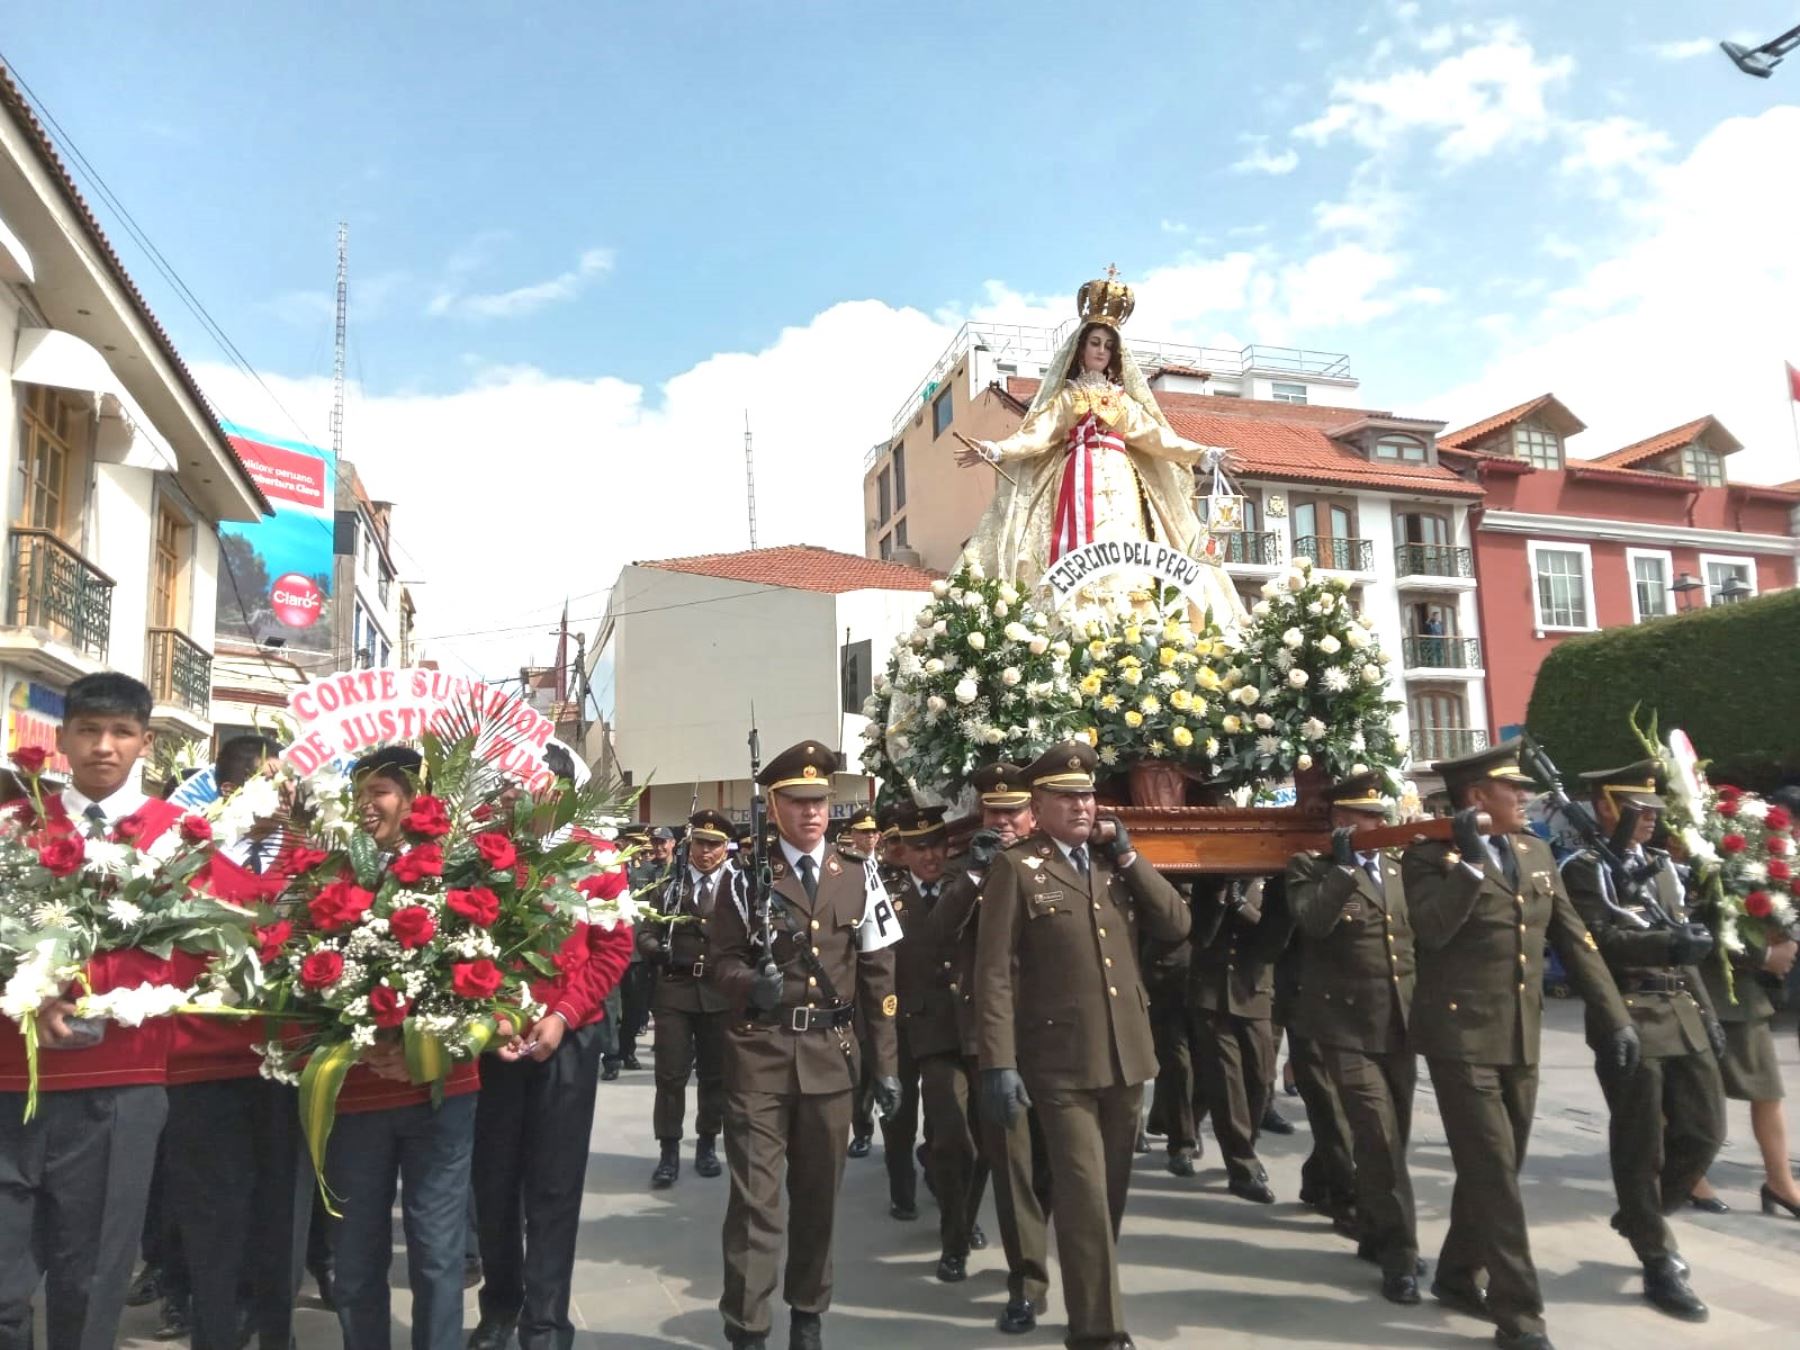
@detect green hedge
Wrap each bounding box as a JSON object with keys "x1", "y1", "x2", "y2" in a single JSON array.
[{"x1": 1525, "y1": 588, "x2": 1800, "y2": 790}]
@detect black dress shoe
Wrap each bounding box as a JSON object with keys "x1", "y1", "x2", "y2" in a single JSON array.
[
  {"x1": 154, "y1": 1297, "x2": 191, "y2": 1340},
  {"x1": 889, "y1": 1200, "x2": 918, "y2": 1221},
  {"x1": 846, "y1": 1135, "x2": 871, "y2": 1159},
  {"x1": 695, "y1": 1135, "x2": 722, "y2": 1178},
  {"x1": 468, "y1": 1315, "x2": 517, "y2": 1350},
  {"x1": 1133, "y1": 1130, "x2": 1150, "y2": 1154},
  {"x1": 1643, "y1": 1255, "x2": 1708, "y2": 1321},
  {"x1": 935, "y1": 1253, "x2": 967, "y2": 1282},
  {"x1": 1687, "y1": 1194, "x2": 1729, "y2": 1214},
  {"x1": 127, "y1": 1265, "x2": 163, "y2": 1308},
  {"x1": 309, "y1": 1262, "x2": 336, "y2": 1310},
  {"x1": 968, "y1": 1222, "x2": 987, "y2": 1250},
  {"x1": 1761, "y1": 1183, "x2": 1800, "y2": 1218},
  {"x1": 1227, "y1": 1175, "x2": 1275, "y2": 1204},
  {"x1": 1260, "y1": 1105, "x2": 1295, "y2": 1136},
  {"x1": 622, "y1": 1053, "x2": 643, "y2": 1071},
  {"x1": 1167, "y1": 1147, "x2": 1196, "y2": 1178},
  {"x1": 652, "y1": 1140, "x2": 681, "y2": 1188},
  {"x1": 788, "y1": 1309, "x2": 822, "y2": 1350},
  {"x1": 1492, "y1": 1333, "x2": 1554, "y2": 1350},
  {"x1": 725, "y1": 1331, "x2": 768, "y2": 1350},
  {"x1": 1382, "y1": 1273, "x2": 1421, "y2": 1305},
  {"x1": 464, "y1": 1256, "x2": 484, "y2": 1289},
  {"x1": 996, "y1": 1299, "x2": 1037, "y2": 1335},
  {"x1": 601, "y1": 1063, "x2": 621, "y2": 1081},
  {"x1": 1431, "y1": 1277, "x2": 1491, "y2": 1321}
]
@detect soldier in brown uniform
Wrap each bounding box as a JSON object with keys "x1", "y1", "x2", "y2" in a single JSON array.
[
  {"x1": 641, "y1": 810, "x2": 738, "y2": 1188},
  {"x1": 976, "y1": 740, "x2": 1190, "y2": 1350},
  {"x1": 1140, "y1": 904, "x2": 1200, "y2": 1176},
  {"x1": 709, "y1": 741, "x2": 901, "y2": 1350},
  {"x1": 1560, "y1": 763, "x2": 1725, "y2": 1321},
  {"x1": 1187, "y1": 875, "x2": 1292, "y2": 1203},
  {"x1": 920, "y1": 761, "x2": 1051, "y2": 1335},
  {"x1": 875, "y1": 806, "x2": 946, "y2": 1222},
  {"x1": 1403, "y1": 741, "x2": 1637, "y2": 1350},
  {"x1": 1287, "y1": 773, "x2": 1423, "y2": 1304},
  {"x1": 846, "y1": 806, "x2": 898, "y2": 1159}
]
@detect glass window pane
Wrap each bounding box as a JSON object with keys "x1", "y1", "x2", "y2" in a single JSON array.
[
  {"x1": 1534, "y1": 548, "x2": 1588, "y2": 627},
  {"x1": 1295, "y1": 503, "x2": 1317, "y2": 538},
  {"x1": 1272, "y1": 382, "x2": 1308, "y2": 405},
  {"x1": 932, "y1": 389, "x2": 954, "y2": 437},
  {"x1": 1514, "y1": 423, "x2": 1563, "y2": 470}
]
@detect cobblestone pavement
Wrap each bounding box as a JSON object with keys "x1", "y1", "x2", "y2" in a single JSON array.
[{"x1": 119, "y1": 999, "x2": 1800, "y2": 1348}]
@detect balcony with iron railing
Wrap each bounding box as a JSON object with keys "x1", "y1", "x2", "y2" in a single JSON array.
[
  {"x1": 1395, "y1": 543, "x2": 1475, "y2": 581},
  {"x1": 1402, "y1": 636, "x2": 1483, "y2": 670},
  {"x1": 1411, "y1": 726, "x2": 1489, "y2": 762},
  {"x1": 147, "y1": 627, "x2": 211, "y2": 717},
  {"x1": 7, "y1": 527, "x2": 114, "y2": 661},
  {"x1": 1293, "y1": 535, "x2": 1374, "y2": 573},
  {"x1": 1219, "y1": 531, "x2": 1282, "y2": 567}
]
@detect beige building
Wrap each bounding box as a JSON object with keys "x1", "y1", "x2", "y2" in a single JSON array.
[{"x1": 0, "y1": 69, "x2": 266, "y2": 771}]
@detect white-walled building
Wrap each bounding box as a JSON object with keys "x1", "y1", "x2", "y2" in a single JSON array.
[
  {"x1": 0, "y1": 69, "x2": 266, "y2": 768},
  {"x1": 582, "y1": 545, "x2": 935, "y2": 825}
]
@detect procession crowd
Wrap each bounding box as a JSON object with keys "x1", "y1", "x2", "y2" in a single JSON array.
[{"x1": 3, "y1": 672, "x2": 1799, "y2": 1350}]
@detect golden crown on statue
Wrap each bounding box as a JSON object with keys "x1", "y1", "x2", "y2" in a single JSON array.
[{"x1": 1076, "y1": 264, "x2": 1136, "y2": 330}]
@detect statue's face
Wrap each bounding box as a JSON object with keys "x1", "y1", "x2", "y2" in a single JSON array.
[{"x1": 1080, "y1": 326, "x2": 1115, "y2": 373}]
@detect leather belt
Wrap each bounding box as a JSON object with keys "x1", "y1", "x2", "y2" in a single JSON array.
[
  {"x1": 1623, "y1": 973, "x2": 1688, "y2": 994},
  {"x1": 756, "y1": 1004, "x2": 854, "y2": 1032},
  {"x1": 663, "y1": 957, "x2": 705, "y2": 979}
]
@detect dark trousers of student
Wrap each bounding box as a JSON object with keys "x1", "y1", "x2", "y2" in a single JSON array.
[
  {"x1": 879, "y1": 1036, "x2": 922, "y2": 1209},
  {"x1": 326, "y1": 1093, "x2": 477, "y2": 1350},
  {"x1": 164, "y1": 1078, "x2": 312, "y2": 1350},
  {"x1": 605, "y1": 965, "x2": 654, "y2": 1068},
  {"x1": 0, "y1": 1085, "x2": 167, "y2": 1350},
  {"x1": 474, "y1": 1025, "x2": 604, "y2": 1350}
]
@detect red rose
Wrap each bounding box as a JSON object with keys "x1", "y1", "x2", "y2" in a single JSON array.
[
  {"x1": 473, "y1": 833, "x2": 517, "y2": 873},
  {"x1": 255, "y1": 920, "x2": 293, "y2": 965},
  {"x1": 283, "y1": 846, "x2": 331, "y2": 876},
  {"x1": 388, "y1": 905, "x2": 437, "y2": 950},
  {"x1": 390, "y1": 844, "x2": 444, "y2": 885},
  {"x1": 446, "y1": 887, "x2": 500, "y2": 927},
  {"x1": 179, "y1": 814, "x2": 213, "y2": 844},
  {"x1": 300, "y1": 950, "x2": 345, "y2": 988},
  {"x1": 1745, "y1": 890, "x2": 1774, "y2": 919},
  {"x1": 553, "y1": 930, "x2": 590, "y2": 974},
  {"x1": 309, "y1": 880, "x2": 375, "y2": 933},
  {"x1": 36, "y1": 835, "x2": 85, "y2": 877},
  {"x1": 113, "y1": 812, "x2": 148, "y2": 843},
  {"x1": 1767, "y1": 806, "x2": 1793, "y2": 832},
  {"x1": 1770, "y1": 860, "x2": 1792, "y2": 883},
  {"x1": 1771, "y1": 836, "x2": 1793, "y2": 858},
  {"x1": 1721, "y1": 833, "x2": 1748, "y2": 855},
  {"x1": 450, "y1": 958, "x2": 505, "y2": 1000},
  {"x1": 1717, "y1": 799, "x2": 1739, "y2": 817},
  {"x1": 368, "y1": 984, "x2": 408, "y2": 1028},
  {"x1": 402, "y1": 795, "x2": 452, "y2": 839},
  {"x1": 11, "y1": 747, "x2": 46, "y2": 776},
  {"x1": 577, "y1": 869, "x2": 628, "y2": 903}
]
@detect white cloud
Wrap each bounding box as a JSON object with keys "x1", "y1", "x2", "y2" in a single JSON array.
[
  {"x1": 1650, "y1": 38, "x2": 1717, "y2": 61},
  {"x1": 1559, "y1": 116, "x2": 1673, "y2": 196},
  {"x1": 427, "y1": 246, "x2": 613, "y2": 320},
  {"x1": 1294, "y1": 23, "x2": 1574, "y2": 163},
  {"x1": 1230, "y1": 140, "x2": 1300, "y2": 176},
  {"x1": 1427, "y1": 107, "x2": 1800, "y2": 485}
]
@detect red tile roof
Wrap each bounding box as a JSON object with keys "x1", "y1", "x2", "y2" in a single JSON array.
[
  {"x1": 1589, "y1": 416, "x2": 1741, "y2": 470},
  {"x1": 0, "y1": 65, "x2": 269, "y2": 513},
  {"x1": 1438, "y1": 393, "x2": 1585, "y2": 451},
  {"x1": 1003, "y1": 379, "x2": 1480, "y2": 499},
  {"x1": 1565, "y1": 463, "x2": 1700, "y2": 492},
  {"x1": 1149, "y1": 364, "x2": 1211, "y2": 380},
  {"x1": 639, "y1": 545, "x2": 938, "y2": 594}
]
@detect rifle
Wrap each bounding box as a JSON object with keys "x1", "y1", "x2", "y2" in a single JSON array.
[
  {"x1": 1520, "y1": 732, "x2": 1677, "y2": 931},
  {"x1": 746, "y1": 708, "x2": 778, "y2": 978}
]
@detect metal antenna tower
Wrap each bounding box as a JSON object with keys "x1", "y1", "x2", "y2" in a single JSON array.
[
  {"x1": 330, "y1": 221, "x2": 348, "y2": 457},
  {"x1": 743, "y1": 410, "x2": 759, "y2": 549}
]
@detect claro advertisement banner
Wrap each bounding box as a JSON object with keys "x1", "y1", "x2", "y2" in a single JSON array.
[{"x1": 215, "y1": 423, "x2": 336, "y2": 654}]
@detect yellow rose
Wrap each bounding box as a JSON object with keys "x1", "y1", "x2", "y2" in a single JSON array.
[
  {"x1": 1222, "y1": 714, "x2": 1242, "y2": 734},
  {"x1": 1079, "y1": 672, "x2": 1104, "y2": 696},
  {"x1": 1196, "y1": 667, "x2": 1221, "y2": 692},
  {"x1": 1087, "y1": 639, "x2": 1108, "y2": 659},
  {"x1": 1170, "y1": 689, "x2": 1193, "y2": 711},
  {"x1": 1121, "y1": 668, "x2": 1144, "y2": 687},
  {"x1": 1081, "y1": 727, "x2": 1098, "y2": 746},
  {"x1": 1124, "y1": 626, "x2": 1141, "y2": 644},
  {"x1": 1171, "y1": 725, "x2": 1194, "y2": 749},
  {"x1": 1158, "y1": 646, "x2": 1177, "y2": 668},
  {"x1": 1124, "y1": 710, "x2": 1144, "y2": 729}
]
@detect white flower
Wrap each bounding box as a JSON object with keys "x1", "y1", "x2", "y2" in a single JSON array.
[
  {"x1": 1296, "y1": 753, "x2": 1314, "y2": 771},
  {"x1": 1316, "y1": 634, "x2": 1341, "y2": 656},
  {"x1": 1295, "y1": 556, "x2": 1314, "y2": 574},
  {"x1": 1050, "y1": 639, "x2": 1072, "y2": 660},
  {"x1": 1349, "y1": 731, "x2": 1366, "y2": 752},
  {"x1": 1254, "y1": 713, "x2": 1275, "y2": 730},
  {"x1": 1003, "y1": 621, "x2": 1030, "y2": 642},
  {"x1": 30, "y1": 901, "x2": 74, "y2": 929},
  {"x1": 933, "y1": 620, "x2": 948, "y2": 636},
  {"x1": 961, "y1": 592, "x2": 985, "y2": 611},
  {"x1": 1001, "y1": 667, "x2": 1022, "y2": 687},
  {"x1": 1302, "y1": 717, "x2": 1327, "y2": 741},
  {"x1": 1255, "y1": 735, "x2": 1282, "y2": 757},
  {"x1": 1156, "y1": 670, "x2": 1180, "y2": 689},
  {"x1": 1281, "y1": 627, "x2": 1305, "y2": 650},
  {"x1": 1351, "y1": 762, "x2": 1369, "y2": 775},
  {"x1": 965, "y1": 557, "x2": 986, "y2": 581},
  {"x1": 931, "y1": 580, "x2": 950, "y2": 599},
  {"x1": 1376, "y1": 648, "x2": 1391, "y2": 665},
  {"x1": 1321, "y1": 667, "x2": 1351, "y2": 693},
  {"x1": 954, "y1": 679, "x2": 978, "y2": 705},
  {"x1": 1738, "y1": 797, "x2": 1770, "y2": 823},
  {"x1": 1357, "y1": 613, "x2": 1376, "y2": 630},
  {"x1": 1028, "y1": 636, "x2": 1049, "y2": 655},
  {"x1": 1273, "y1": 648, "x2": 1295, "y2": 672},
  {"x1": 1098, "y1": 746, "x2": 1120, "y2": 767},
  {"x1": 1345, "y1": 626, "x2": 1369, "y2": 650},
  {"x1": 1741, "y1": 860, "x2": 1769, "y2": 884},
  {"x1": 924, "y1": 658, "x2": 944, "y2": 676},
  {"x1": 1288, "y1": 669, "x2": 1309, "y2": 688},
  {"x1": 898, "y1": 651, "x2": 923, "y2": 678},
  {"x1": 1235, "y1": 685, "x2": 1260, "y2": 706},
  {"x1": 926, "y1": 695, "x2": 947, "y2": 714},
  {"x1": 1251, "y1": 600, "x2": 1272, "y2": 618},
  {"x1": 993, "y1": 600, "x2": 1009, "y2": 618},
  {"x1": 1259, "y1": 579, "x2": 1281, "y2": 598},
  {"x1": 106, "y1": 897, "x2": 144, "y2": 927},
  {"x1": 999, "y1": 582, "x2": 1019, "y2": 604},
  {"x1": 1204, "y1": 737, "x2": 1220, "y2": 757},
  {"x1": 967, "y1": 632, "x2": 986, "y2": 652},
  {"x1": 1361, "y1": 664, "x2": 1383, "y2": 684},
  {"x1": 1285, "y1": 571, "x2": 1306, "y2": 592},
  {"x1": 81, "y1": 840, "x2": 131, "y2": 877},
  {"x1": 984, "y1": 727, "x2": 1006, "y2": 745}
]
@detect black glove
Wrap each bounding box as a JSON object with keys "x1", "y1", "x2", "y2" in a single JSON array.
[
  {"x1": 874, "y1": 1075, "x2": 902, "y2": 1121},
  {"x1": 746, "y1": 962, "x2": 783, "y2": 1013},
  {"x1": 980, "y1": 1067, "x2": 1033, "y2": 1129},
  {"x1": 1452, "y1": 808, "x2": 1487, "y2": 861},
  {"x1": 638, "y1": 931, "x2": 662, "y2": 957},
  {"x1": 1703, "y1": 1010, "x2": 1728, "y2": 1059},
  {"x1": 1602, "y1": 1023, "x2": 1642, "y2": 1077},
  {"x1": 967, "y1": 828, "x2": 1003, "y2": 873},
  {"x1": 1331, "y1": 827, "x2": 1357, "y2": 867},
  {"x1": 1093, "y1": 815, "x2": 1133, "y2": 864},
  {"x1": 1668, "y1": 923, "x2": 1714, "y2": 967}
]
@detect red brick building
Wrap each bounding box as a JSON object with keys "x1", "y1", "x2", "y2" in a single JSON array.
[{"x1": 1438, "y1": 395, "x2": 1800, "y2": 738}]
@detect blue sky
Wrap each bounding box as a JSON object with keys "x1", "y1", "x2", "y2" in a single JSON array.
[{"x1": 6, "y1": 1, "x2": 1799, "y2": 674}]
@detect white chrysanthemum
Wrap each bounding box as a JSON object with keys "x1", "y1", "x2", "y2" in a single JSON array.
[
  {"x1": 1303, "y1": 717, "x2": 1327, "y2": 741},
  {"x1": 1255, "y1": 735, "x2": 1282, "y2": 757},
  {"x1": 30, "y1": 901, "x2": 74, "y2": 929},
  {"x1": 1273, "y1": 648, "x2": 1295, "y2": 672},
  {"x1": 1156, "y1": 670, "x2": 1180, "y2": 689},
  {"x1": 1204, "y1": 737, "x2": 1220, "y2": 758},
  {"x1": 1741, "y1": 861, "x2": 1769, "y2": 884},
  {"x1": 105, "y1": 897, "x2": 144, "y2": 927},
  {"x1": 1322, "y1": 667, "x2": 1351, "y2": 693},
  {"x1": 1738, "y1": 798, "x2": 1770, "y2": 823},
  {"x1": 1098, "y1": 746, "x2": 1120, "y2": 766}
]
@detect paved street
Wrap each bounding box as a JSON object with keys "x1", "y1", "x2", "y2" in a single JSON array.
[{"x1": 121, "y1": 999, "x2": 1800, "y2": 1348}]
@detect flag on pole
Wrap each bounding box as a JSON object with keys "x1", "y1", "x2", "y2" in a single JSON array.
[{"x1": 1787, "y1": 361, "x2": 1800, "y2": 402}]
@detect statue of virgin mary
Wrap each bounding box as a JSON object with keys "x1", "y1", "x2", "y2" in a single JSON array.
[{"x1": 957, "y1": 270, "x2": 1246, "y2": 628}]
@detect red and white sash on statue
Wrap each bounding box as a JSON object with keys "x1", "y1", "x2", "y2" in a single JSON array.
[{"x1": 1050, "y1": 412, "x2": 1126, "y2": 564}]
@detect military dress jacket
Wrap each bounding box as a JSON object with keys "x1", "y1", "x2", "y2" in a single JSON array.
[
  {"x1": 1287, "y1": 850, "x2": 1415, "y2": 1055},
  {"x1": 1186, "y1": 877, "x2": 1292, "y2": 1020},
  {"x1": 913, "y1": 863, "x2": 984, "y2": 1060},
  {"x1": 1402, "y1": 832, "x2": 1627, "y2": 1067},
  {"x1": 975, "y1": 835, "x2": 1190, "y2": 1093},
  {"x1": 888, "y1": 874, "x2": 965, "y2": 1060},
  {"x1": 708, "y1": 843, "x2": 898, "y2": 1096},
  {"x1": 642, "y1": 864, "x2": 734, "y2": 1015},
  {"x1": 1562, "y1": 848, "x2": 1715, "y2": 1057}
]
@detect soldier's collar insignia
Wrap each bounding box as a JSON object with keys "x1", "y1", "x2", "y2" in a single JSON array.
[
  {"x1": 1022, "y1": 857, "x2": 1044, "y2": 871},
  {"x1": 826, "y1": 856, "x2": 841, "y2": 875},
  {"x1": 881, "y1": 994, "x2": 897, "y2": 1017}
]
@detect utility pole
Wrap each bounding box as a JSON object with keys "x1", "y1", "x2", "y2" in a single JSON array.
[
  {"x1": 573, "y1": 630, "x2": 588, "y2": 743},
  {"x1": 330, "y1": 222, "x2": 348, "y2": 460},
  {"x1": 743, "y1": 410, "x2": 759, "y2": 549}
]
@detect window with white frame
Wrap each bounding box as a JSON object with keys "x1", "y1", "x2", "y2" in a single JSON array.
[
  {"x1": 1271, "y1": 382, "x2": 1308, "y2": 405},
  {"x1": 1514, "y1": 422, "x2": 1564, "y2": 470},
  {"x1": 1373, "y1": 435, "x2": 1427, "y2": 463},
  {"x1": 1626, "y1": 549, "x2": 1673, "y2": 622},
  {"x1": 1700, "y1": 554, "x2": 1756, "y2": 605},
  {"x1": 1529, "y1": 542, "x2": 1593, "y2": 630}
]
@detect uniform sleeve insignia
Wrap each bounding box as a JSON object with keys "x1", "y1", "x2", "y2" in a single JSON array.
[
  {"x1": 881, "y1": 994, "x2": 897, "y2": 1017},
  {"x1": 826, "y1": 856, "x2": 841, "y2": 876},
  {"x1": 1583, "y1": 931, "x2": 1598, "y2": 950}
]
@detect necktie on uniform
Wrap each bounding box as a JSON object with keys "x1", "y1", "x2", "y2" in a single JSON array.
[
  {"x1": 1360, "y1": 853, "x2": 1382, "y2": 892},
  {"x1": 82, "y1": 804, "x2": 108, "y2": 840},
  {"x1": 1071, "y1": 845, "x2": 1090, "y2": 878},
  {"x1": 797, "y1": 854, "x2": 819, "y2": 903},
  {"x1": 1489, "y1": 836, "x2": 1518, "y2": 887},
  {"x1": 697, "y1": 873, "x2": 714, "y2": 913}
]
